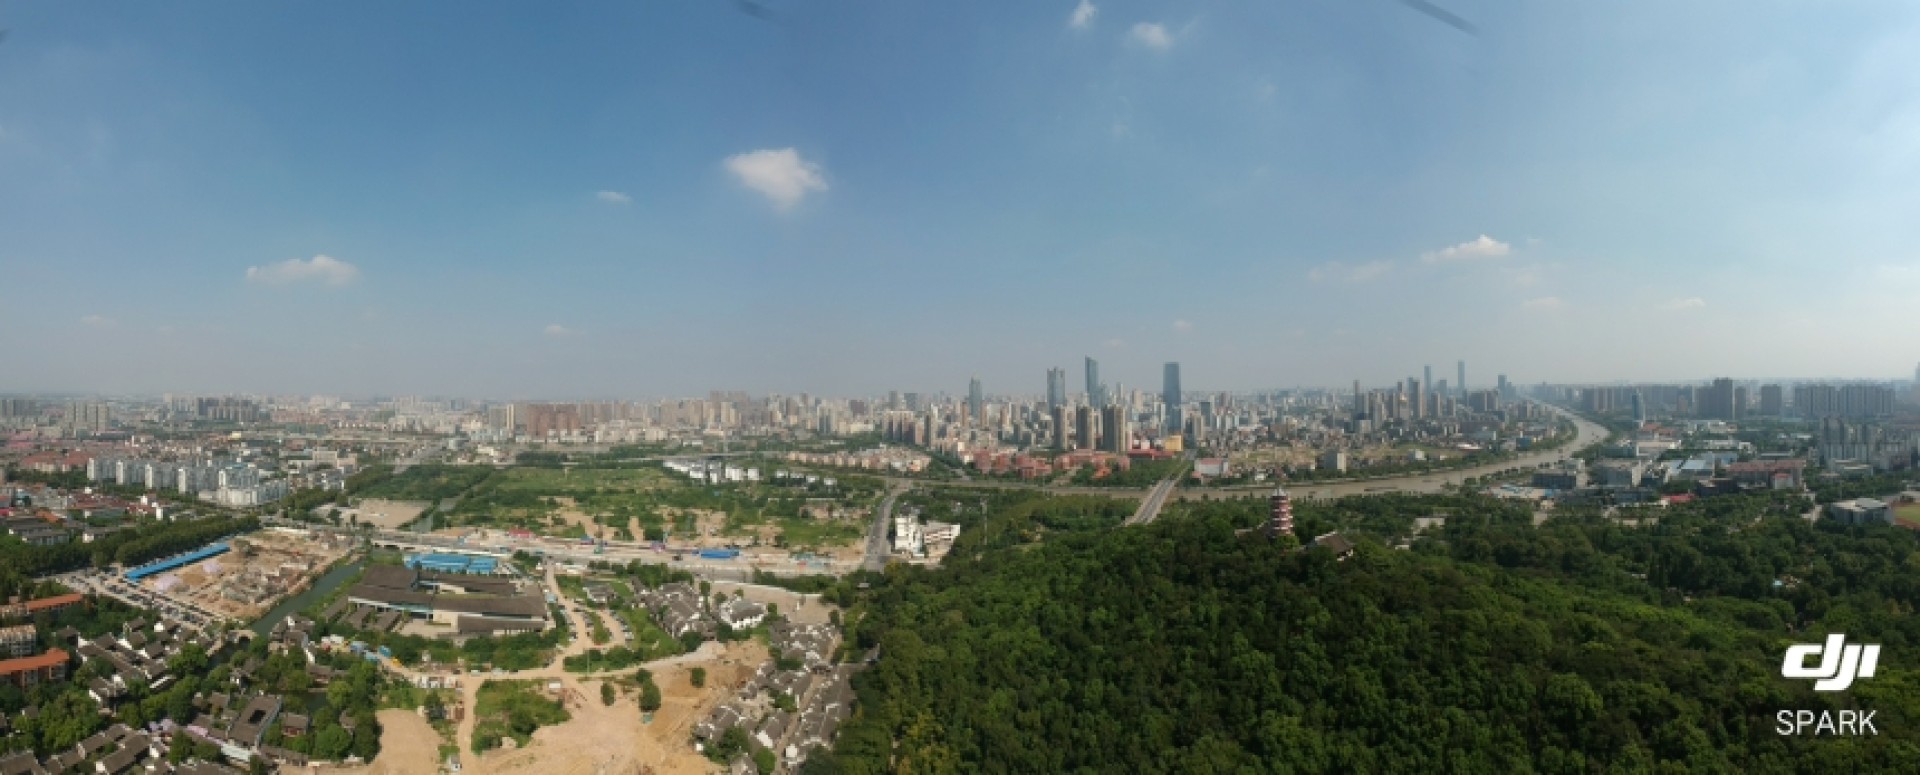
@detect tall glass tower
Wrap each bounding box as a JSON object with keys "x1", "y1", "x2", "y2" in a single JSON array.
[
  {"x1": 1163, "y1": 362, "x2": 1183, "y2": 435},
  {"x1": 1085, "y1": 357, "x2": 1103, "y2": 407}
]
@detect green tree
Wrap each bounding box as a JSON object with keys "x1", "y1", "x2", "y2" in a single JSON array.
[
  {"x1": 639, "y1": 681, "x2": 662, "y2": 712},
  {"x1": 601, "y1": 682, "x2": 616, "y2": 706},
  {"x1": 690, "y1": 667, "x2": 706, "y2": 688}
]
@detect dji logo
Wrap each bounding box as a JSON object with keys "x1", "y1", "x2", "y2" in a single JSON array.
[{"x1": 1781, "y1": 633, "x2": 1880, "y2": 691}]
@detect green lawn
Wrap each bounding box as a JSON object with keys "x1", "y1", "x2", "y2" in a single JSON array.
[
  {"x1": 471, "y1": 680, "x2": 571, "y2": 754},
  {"x1": 767, "y1": 517, "x2": 865, "y2": 548},
  {"x1": 617, "y1": 608, "x2": 686, "y2": 662}
]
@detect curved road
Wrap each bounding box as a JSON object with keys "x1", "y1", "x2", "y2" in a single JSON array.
[{"x1": 1200, "y1": 407, "x2": 1609, "y2": 502}]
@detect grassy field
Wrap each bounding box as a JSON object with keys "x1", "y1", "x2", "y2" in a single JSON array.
[
  {"x1": 471, "y1": 680, "x2": 571, "y2": 754},
  {"x1": 617, "y1": 607, "x2": 686, "y2": 661},
  {"x1": 441, "y1": 463, "x2": 879, "y2": 552},
  {"x1": 1895, "y1": 502, "x2": 1920, "y2": 528}
]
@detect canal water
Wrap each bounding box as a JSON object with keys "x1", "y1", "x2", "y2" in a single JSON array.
[{"x1": 249, "y1": 556, "x2": 366, "y2": 637}]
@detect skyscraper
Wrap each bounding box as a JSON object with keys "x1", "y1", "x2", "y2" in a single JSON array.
[
  {"x1": 1085, "y1": 357, "x2": 1103, "y2": 407},
  {"x1": 1457, "y1": 361, "x2": 1466, "y2": 397},
  {"x1": 1163, "y1": 362, "x2": 1183, "y2": 435},
  {"x1": 1631, "y1": 391, "x2": 1645, "y2": 424},
  {"x1": 1051, "y1": 404, "x2": 1070, "y2": 451},
  {"x1": 1424, "y1": 365, "x2": 1432, "y2": 397},
  {"x1": 1411, "y1": 377, "x2": 1425, "y2": 419},
  {"x1": 1101, "y1": 403, "x2": 1129, "y2": 452},
  {"x1": 1075, "y1": 405, "x2": 1094, "y2": 451},
  {"x1": 968, "y1": 376, "x2": 983, "y2": 427},
  {"x1": 1046, "y1": 368, "x2": 1067, "y2": 410}
]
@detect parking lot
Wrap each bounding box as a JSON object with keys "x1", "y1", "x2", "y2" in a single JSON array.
[{"x1": 53, "y1": 568, "x2": 226, "y2": 632}]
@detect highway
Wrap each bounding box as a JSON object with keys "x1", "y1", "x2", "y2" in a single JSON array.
[
  {"x1": 1195, "y1": 407, "x2": 1609, "y2": 502},
  {"x1": 1125, "y1": 478, "x2": 1179, "y2": 526}
]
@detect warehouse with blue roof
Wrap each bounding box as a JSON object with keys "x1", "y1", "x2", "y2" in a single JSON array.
[
  {"x1": 404, "y1": 552, "x2": 499, "y2": 575},
  {"x1": 125, "y1": 542, "x2": 230, "y2": 581}
]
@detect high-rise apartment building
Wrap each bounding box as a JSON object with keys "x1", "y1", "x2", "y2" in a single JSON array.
[
  {"x1": 1075, "y1": 406, "x2": 1094, "y2": 451},
  {"x1": 1457, "y1": 361, "x2": 1466, "y2": 397},
  {"x1": 1163, "y1": 363, "x2": 1183, "y2": 435},
  {"x1": 1792, "y1": 383, "x2": 1892, "y2": 418},
  {"x1": 1046, "y1": 368, "x2": 1067, "y2": 411},
  {"x1": 1051, "y1": 405, "x2": 1070, "y2": 451},
  {"x1": 1759, "y1": 384, "x2": 1784, "y2": 416},
  {"x1": 968, "y1": 377, "x2": 983, "y2": 427},
  {"x1": 1101, "y1": 404, "x2": 1128, "y2": 452},
  {"x1": 1701, "y1": 378, "x2": 1739, "y2": 421},
  {"x1": 1085, "y1": 357, "x2": 1103, "y2": 408}
]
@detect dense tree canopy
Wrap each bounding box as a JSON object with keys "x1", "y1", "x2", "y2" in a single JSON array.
[{"x1": 816, "y1": 489, "x2": 1920, "y2": 773}]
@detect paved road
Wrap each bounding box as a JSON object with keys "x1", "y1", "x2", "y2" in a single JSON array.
[
  {"x1": 864, "y1": 487, "x2": 905, "y2": 572},
  {"x1": 1208, "y1": 408, "x2": 1610, "y2": 502},
  {"x1": 1125, "y1": 479, "x2": 1180, "y2": 526}
]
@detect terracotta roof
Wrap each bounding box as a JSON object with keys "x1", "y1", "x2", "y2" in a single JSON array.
[{"x1": 0, "y1": 649, "x2": 67, "y2": 675}]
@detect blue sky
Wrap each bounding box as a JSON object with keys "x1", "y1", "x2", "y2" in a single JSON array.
[{"x1": 3, "y1": 1, "x2": 1918, "y2": 398}]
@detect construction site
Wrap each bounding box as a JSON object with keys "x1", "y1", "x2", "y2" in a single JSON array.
[{"x1": 144, "y1": 528, "x2": 358, "y2": 620}]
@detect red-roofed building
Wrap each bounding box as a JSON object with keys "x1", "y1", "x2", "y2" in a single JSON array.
[
  {"x1": 1727, "y1": 459, "x2": 1806, "y2": 490},
  {"x1": 0, "y1": 593, "x2": 85, "y2": 623},
  {"x1": 17, "y1": 451, "x2": 91, "y2": 474},
  {"x1": 0, "y1": 648, "x2": 68, "y2": 687}
]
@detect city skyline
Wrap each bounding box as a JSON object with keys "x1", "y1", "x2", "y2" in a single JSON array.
[{"x1": 5, "y1": 3, "x2": 1920, "y2": 396}]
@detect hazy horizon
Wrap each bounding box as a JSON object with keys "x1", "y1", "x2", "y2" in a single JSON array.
[{"x1": 5, "y1": 2, "x2": 1920, "y2": 396}]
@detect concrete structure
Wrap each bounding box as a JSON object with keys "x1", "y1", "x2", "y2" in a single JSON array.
[{"x1": 1828, "y1": 499, "x2": 1893, "y2": 526}]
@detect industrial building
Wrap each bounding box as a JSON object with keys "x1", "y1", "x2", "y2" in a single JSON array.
[
  {"x1": 346, "y1": 565, "x2": 545, "y2": 635},
  {"x1": 403, "y1": 552, "x2": 500, "y2": 575}
]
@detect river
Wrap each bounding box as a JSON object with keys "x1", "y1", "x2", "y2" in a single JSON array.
[{"x1": 249, "y1": 556, "x2": 366, "y2": 637}]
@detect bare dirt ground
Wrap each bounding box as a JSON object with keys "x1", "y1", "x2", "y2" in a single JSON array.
[
  {"x1": 708, "y1": 582, "x2": 833, "y2": 625},
  {"x1": 325, "y1": 499, "x2": 429, "y2": 530},
  {"x1": 548, "y1": 497, "x2": 602, "y2": 536},
  {"x1": 152, "y1": 528, "x2": 353, "y2": 620},
  {"x1": 294, "y1": 709, "x2": 441, "y2": 775},
  {"x1": 460, "y1": 641, "x2": 765, "y2": 775}
]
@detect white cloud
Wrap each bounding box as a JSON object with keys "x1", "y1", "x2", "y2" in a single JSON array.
[
  {"x1": 1421, "y1": 235, "x2": 1512, "y2": 263},
  {"x1": 724, "y1": 148, "x2": 828, "y2": 210},
  {"x1": 544, "y1": 324, "x2": 575, "y2": 337},
  {"x1": 245, "y1": 255, "x2": 361, "y2": 287},
  {"x1": 1172, "y1": 319, "x2": 1194, "y2": 332},
  {"x1": 1662, "y1": 297, "x2": 1708, "y2": 311},
  {"x1": 1521, "y1": 296, "x2": 1566, "y2": 311},
  {"x1": 1128, "y1": 22, "x2": 1173, "y2": 50},
  {"x1": 595, "y1": 190, "x2": 632, "y2": 204},
  {"x1": 1103, "y1": 337, "x2": 1127, "y2": 349},
  {"x1": 1069, "y1": 0, "x2": 1097, "y2": 30},
  {"x1": 1307, "y1": 260, "x2": 1393, "y2": 283},
  {"x1": 80, "y1": 314, "x2": 116, "y2": 329}
]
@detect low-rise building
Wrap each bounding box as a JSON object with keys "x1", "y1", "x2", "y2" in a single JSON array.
[{"x1": 1828, "y1": 499, "x2": 1893, "y2": 526}]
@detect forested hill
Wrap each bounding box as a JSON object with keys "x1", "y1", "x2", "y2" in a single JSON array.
[{"x1": 814, "y1": 492, "x2": 1920, "y2": 773}]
